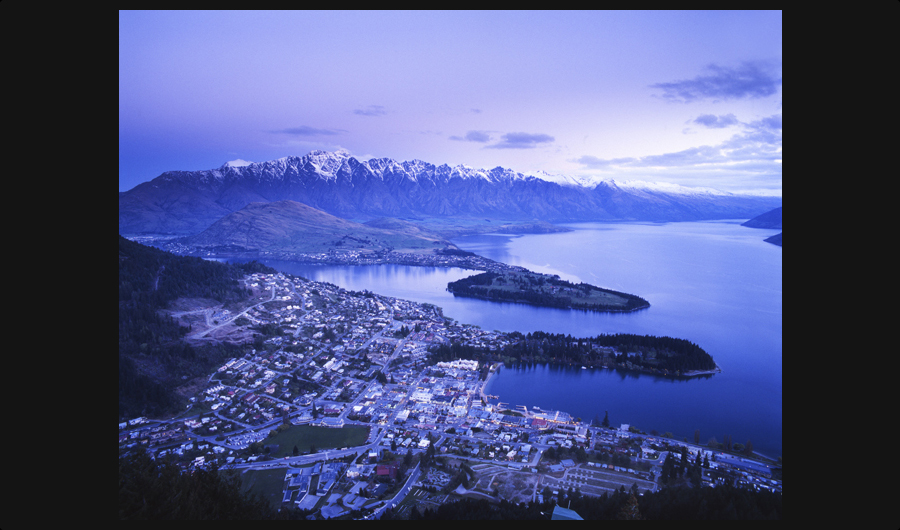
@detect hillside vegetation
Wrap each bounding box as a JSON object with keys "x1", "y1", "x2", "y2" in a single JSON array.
[{"x1": 118, "y1": 235, "x2": 274, "y2": 420}]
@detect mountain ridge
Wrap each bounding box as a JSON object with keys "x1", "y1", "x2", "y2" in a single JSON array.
[{"x1": 120, "y1": 150, "x2": 782, "y2": 236}]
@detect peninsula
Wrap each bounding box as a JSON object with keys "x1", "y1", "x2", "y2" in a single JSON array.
[{"x1": 446, "y1": 270, "x2": 650, "y2": 313}]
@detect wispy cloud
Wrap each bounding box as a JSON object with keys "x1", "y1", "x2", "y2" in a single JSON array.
[
  {"x1": 353, "y1": 105, "x2": 387, "y2": 116},
  {"x1": 651, "y1": 62, "x2": 781, "y2": 103},
  {"x1": 486, "y1": 132, "x2": 555, "y2": 149},
  {"x1": 575, "y1": 155, "x2": 638, "y2": 168},
  {"x1": 693, "y1": 113, "x2": 739, "y2": 129},
  {"x1": 274, "y1": 126, "x2": 348, "y2": 136},
  {"x1": 449, "y1": 130, "x2": 492, "y2": 143},
  {"x1": 576, "y1": 114, "x2": 782, "y2": 173}
]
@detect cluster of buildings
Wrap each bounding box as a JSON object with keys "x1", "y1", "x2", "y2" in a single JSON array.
[
  {"x1": 247, "y1": 249, "x2": 521, "y2": 276},
  {"x1": 119, "y1": 267, "x2": 780, "y2": 516}
]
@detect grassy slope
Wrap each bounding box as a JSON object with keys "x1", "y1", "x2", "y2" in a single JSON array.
[{"x1": 181, "y1": 201, "x2": 458, "y2": 254}]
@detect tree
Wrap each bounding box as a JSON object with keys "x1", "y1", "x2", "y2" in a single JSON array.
[
  {"x1": 694, "y1": 429, "x2": 700, "y2": 444},
  {"x1": 602, "y1": 410, "x2": 610, "y2": 428},
  {"x1": 542, "y1": 485, "x2": 553, "y2": 500},
  {"x1": 119, "y1": 450, "x2": 282, "y2": 519},
  {"x1": 690, "y1": 467, "x2": 702, "y2": 488},
  {"x1": 617, "y1": 493, "x2": 643, "y2": 520}
]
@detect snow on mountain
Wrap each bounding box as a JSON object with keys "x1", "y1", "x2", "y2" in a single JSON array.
[
  {"x1": 608, "y1": 179, "x2": 733, "y2": 196},
  {"x1": 529, "y1": 170, "x2": 603, "y2": 188},
  {"x1": 121, "y1": 149, "x2": 781, "y2": 236}
]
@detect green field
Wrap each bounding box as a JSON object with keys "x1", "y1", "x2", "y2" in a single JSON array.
[
  {"x1": 234, "y1": 467, "x2": 288, "y2": 509},
  {"x1": 265, "y1": 425, "x2": 369, "y2": 457}
]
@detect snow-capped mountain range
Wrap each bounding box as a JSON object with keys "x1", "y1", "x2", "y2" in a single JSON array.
[{"x1": 119, "y1": 150, "x2": 781, "y2": 236}]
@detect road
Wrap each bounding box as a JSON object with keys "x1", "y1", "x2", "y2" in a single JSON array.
[{"x1": 186, "y1": 283, "x2": 277, "y2": 340}]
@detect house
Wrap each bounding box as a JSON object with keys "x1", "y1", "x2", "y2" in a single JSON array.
[
  {"x1": 375, "y1": 464, "x2": 398, "y2": 481},
  {"x1": 320, "y1": 417, "x2": 344, "y2": 428}
]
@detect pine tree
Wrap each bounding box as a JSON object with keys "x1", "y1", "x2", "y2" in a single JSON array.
[{"x1": 617, "y1": 493, "x2": 643, "y2": 520}]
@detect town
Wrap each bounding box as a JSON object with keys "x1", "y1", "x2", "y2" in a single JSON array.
[{"x1": 119, "y1": 270, "x2": 781, "y2": 520}]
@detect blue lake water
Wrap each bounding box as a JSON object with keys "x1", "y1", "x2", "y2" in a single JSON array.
[{"x1": 243, "y1": 220, "x2": 782, "y2": 458}]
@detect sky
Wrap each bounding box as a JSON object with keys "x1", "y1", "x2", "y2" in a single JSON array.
[{"x1": 119, "y1": 10, "x2": 782, "y2": 195}]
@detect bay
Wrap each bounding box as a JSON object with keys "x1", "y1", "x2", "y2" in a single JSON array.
[{"x1": 239, "y1": 220, "x2": 782, "y2": 458}]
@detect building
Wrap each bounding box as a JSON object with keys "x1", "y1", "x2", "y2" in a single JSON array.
[{"x1": 551, "y1": 504, "x2": 583, "y2": 520}]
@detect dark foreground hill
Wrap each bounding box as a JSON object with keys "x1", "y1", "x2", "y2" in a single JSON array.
[{"x1": 118, "y1": 235, "x2": 274, "y2": 420}]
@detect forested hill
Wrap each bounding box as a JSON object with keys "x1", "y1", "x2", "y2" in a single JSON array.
[
  {"x1": 118, "y1": 236, "x2": 275, "y2": 420},
  {"x1": 446, "y1": 271, "x2": 650, "y2": 313}
]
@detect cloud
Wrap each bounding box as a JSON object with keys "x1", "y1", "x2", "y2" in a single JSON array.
[
  {"x1": 450, "y1": 130, "x2": 492, "y2": 143},
  {"x1": 274, "y1": 126, "x2": 347, "y2": 136},
  {"x1": 693, "y1": 113, "x2": 739, "y2": 129},
  {"x1": 575, "y1": 113, "x2": 782, "y2": 174},
  {"x1": 486, "y1": 132, "x2": 555, "y2": 149},
  {"x1": 751, "y1": 114, "x2": 782, "y2": 131},
  {"x1": 575, "y1": 155, "x2": 638, "y2": 168},
  {"x1": 353, "y1": 105, "x2": 387, "y2": 116},
  {"x1": 651, "y1": 62, "x2": 781, "y2": 102}
]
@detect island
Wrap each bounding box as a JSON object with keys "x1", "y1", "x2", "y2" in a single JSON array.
[{"x1": 446, "y1": 270, "x2": 650, "y2": 313}]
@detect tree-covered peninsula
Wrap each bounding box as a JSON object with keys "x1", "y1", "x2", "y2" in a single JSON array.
[
  {"x1": 430, "y1": 331, "x2": 718, "y2": 376},
  {"x1": 446, "y1": 270, "x2": 649, "y2": 313}
]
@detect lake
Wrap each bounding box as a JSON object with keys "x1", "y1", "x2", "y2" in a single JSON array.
[{"x1": 241, "y1": 220, "x2": 782, "y2": 458}]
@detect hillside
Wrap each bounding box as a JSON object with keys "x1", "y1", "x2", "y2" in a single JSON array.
[
  {"x1": 167, "y1": 200, "x2": 460, "y2": 256},
  {"x1": 741, "y1": 206, "x2": 781, "y2": 229},
  {"x1": 118, "y1": 235, "x2": 275, "y2": 420},
  {"x1": 742, "y1": 207, "x2": 782, "y2": 246}
]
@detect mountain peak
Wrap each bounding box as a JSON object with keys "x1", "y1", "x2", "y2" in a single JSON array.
[{"x1": 222, "y1": 159, "x2": 253, "y2": 168}]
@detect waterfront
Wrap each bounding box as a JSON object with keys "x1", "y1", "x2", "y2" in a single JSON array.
[{"x1": 238, "y1": 220, "x2": 782, "y2": 457}]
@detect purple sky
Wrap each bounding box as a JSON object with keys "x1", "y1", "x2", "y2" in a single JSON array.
[{"x1": 119, "y1": 11, "x2": 781, "y2": 195}]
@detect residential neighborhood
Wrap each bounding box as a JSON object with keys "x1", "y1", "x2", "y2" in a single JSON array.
[{"x1": 119, "y1": 270, "x2": 781, "y2": 519}]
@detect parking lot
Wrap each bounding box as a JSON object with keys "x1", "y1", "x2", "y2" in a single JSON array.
[{"x1": 543, "y1": 464, "x2": 657, "y2": 497}]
